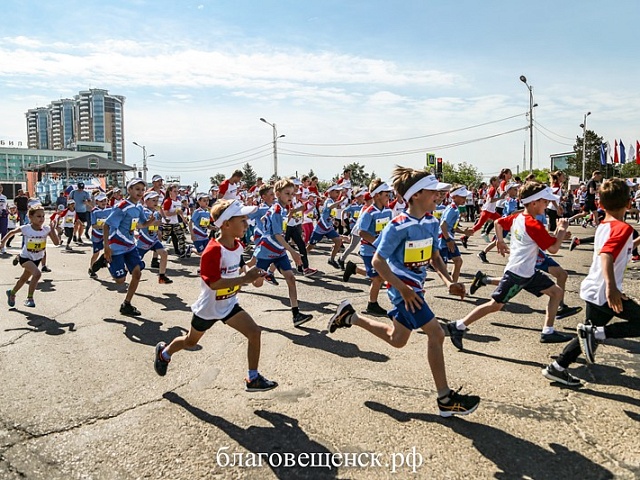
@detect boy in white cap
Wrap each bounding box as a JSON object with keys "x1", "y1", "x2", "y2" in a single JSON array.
[
  {"x1": 306, "y1": 184, "x2": 345, "y2": 268},
  {"x1": 52, "y1": 199, "x2": 79, "y2": 251},
  {"x1": 447, "y1": 182, "x2": 572, "y2": 350},
  {"x1": 436, "y1": 185, "x2": 474, "y2": 284},
  {"x1": 154, "y1": 199, "x2": 278, "y2": 392},
  {"x1": 189, "y1": 193, "x2": 214, "y2": 256},
  {"x1": 328, "y1": 167, "x2": 478, "y2": 417},
  {"x1": 137, "y1": 191, "x2": 172, "y2": 284},
  {"x1": 88, "y1": 193, "x2": 112, "y2": 278}
]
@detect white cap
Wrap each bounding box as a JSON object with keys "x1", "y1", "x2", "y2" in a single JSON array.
[
  {"x1": 325, "y1": 184, "x2": 343, "y2": 193},
  {"x1": 291, "y1": 178, "x2": 302, "y2": 186},
  {"x1": 95, "y1": 193, "x2": 108, "y2": 201},
  {"x1": 127, "y1": 178, "x2": 146, "y2": 189},
  {"x1": 402, "y1": 175, "x2": 451, "y2": 202},
  {"x1": 626, "y1": 179, "x2": 637, "y2": 187},
  {"x1": 144, "y1": 191, "x2": 159, "y2": 201},
  {"x1": 213, "y1": 200, "x2": 258, "y2": 228},
  {"x1": 521, "y1": 186, "x2": 560, "y2": 205},
  {"x1": 152, "y1": 175, "x2": 163, "y2": 182},
  {"x1": 67, "y1": 199, "x2": 76, "y2": 205},
  {"x1": 450, "y1": 186, "x2": 469, "y2": 197},
  {"x1": 505, "y1": 182, "x2": 521, "y2": 191}
]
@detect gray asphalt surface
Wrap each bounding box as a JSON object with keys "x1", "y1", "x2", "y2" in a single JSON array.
[{"x1": 0, "y1": 225, "x2": 639, "y2": 479}]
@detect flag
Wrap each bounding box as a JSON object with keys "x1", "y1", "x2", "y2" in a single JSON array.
[
  {"x1": 636, "y1": 141, "x2": 640, "y2": 165},
  {"x1": 604, "y1": 141, "x2": 612, "y2": 164},
  {"x1": 599, "y1": 143, "x2": 607, "y2": 165},
  {"x1": 620, "y1": 140, "x2": 626, "y2": 164},
  {"x1": 614, "y1": 140, "x2": 619, "y2": 163},
  {"x1": 628, "y1": 140, "x2": 635, "y2": 164}
]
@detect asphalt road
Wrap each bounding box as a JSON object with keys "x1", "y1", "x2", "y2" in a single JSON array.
[{"x1": 0, "y1": 225, "x2": 639, "y2": 479}]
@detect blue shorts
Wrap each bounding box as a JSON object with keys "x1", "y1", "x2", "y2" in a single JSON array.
[
  {"x1": 137, "y1": 242, "x2": 164, "y2": 258},
  {"x1": 109, "y1": 249, "x2": 145, "y2": 279},
  {"x1": 308, "y1": 228, "x2": 340, "y2": 245},
  {"x1": 193, "y1": 239, "x2": 209, "y2": 254},
  {"x1": 491, "y1": 270, "x2": 555, "y2": 304},
  {"x1": 438, "y1": 243, "x2": 461, "y2": 263},
  {"x1": 388, "y1": 294, "x2": 435, "y2": 330},
  {"x1": 92, "y1": 240, "x2": 104, "y2": 253},
  {"x1": 536, "y1": 254, "x2": 559, "y2": 272},
  {"x1": 256, "y1": 255, "x2": 293, "y2": 273},
  {"x1": 362, "y1": 255, "x2": 378, "y2": 278}
]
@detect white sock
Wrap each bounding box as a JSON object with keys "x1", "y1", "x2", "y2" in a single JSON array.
[
  {"x1": 594, "y1": 327, "x2": 606, "y2": 341},
  {"x1": 552, "y1": 361, "x2": 564, "y2": 371},
  {"x1": 542, "y1": 326, "x2": 554, "y2": 335},
  {"x1": 455, "y1": 320, "x2": 467, "y2": 331}
]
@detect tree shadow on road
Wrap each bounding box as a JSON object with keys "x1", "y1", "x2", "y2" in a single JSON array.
[
  {"x1": 37, "y1": 279, "x2": 57, "y2": 293},
  {"x1": 573, "y1": 363, "x2": 640, "y2": 392},
  {"x1": 103, "y1": 317, "x2": 195, "y2": 348},
  {"x1": 364, "y1": 401, "x2": 614, "y2": 480},
  {"x1": 136, "y1": 292, "x2": 191, "y2": 312},
  {"x1": 5, "y1": 309, "x2": 76, "y2": 336},
  {"x1": 262, "y1": 326, "x2": 390, "y2": 363},
  {"x1": 163, "y1": 391, "x2": 338, "y2": 479}
]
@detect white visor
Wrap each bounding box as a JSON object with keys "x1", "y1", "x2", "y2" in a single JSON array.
[
  {"x1": 450, "y1": 186, "x2": 469, "y2": 197},
  {"x1": 95, "y1": 193, "x2": 108, "y2": 201},
  {"x1": 144, "y1": 191, "x2": 159, "y2": 201},
  {"x1": 402, "y1": 175, "x2": 452, "y2": 202},
  {"x1": 213, "y1": 200, "x2": 258, "y2": 228},
  {"x1": 325, "y1": 184, "x2": 343, "y2": 193},
  {"x1": 505, "y1": 182, "x2": 521, "y2": 191},
  {"x1": 521, "y1": 186, "x2": 560, "y2": 205},
  {"x1": 626, "y1": 179, "x2": 637, "y2": 187},
  {"x1": 292, "y1": 178, "x2": 302, "y2": 186},
  {"x1": 370, "y1": 182, "x2": 393, "y2": 196}
]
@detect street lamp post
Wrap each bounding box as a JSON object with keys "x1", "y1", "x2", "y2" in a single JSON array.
[
  {"x1": 519, "y1": 75, "x2": 535, "y2": 174},
  {"x1": 580, "y1": 112, "x2": 591, "y2": 182},
  {"x1": 132, "y1": 142, "x2": 154, "y2": 184},
  {"x1": 260, "y1": 118, "x2": 285, "y2": 179}
]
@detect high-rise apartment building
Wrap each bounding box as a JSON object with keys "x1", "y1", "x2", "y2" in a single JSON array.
[{"x1": 25, "y1": 88, "x2": 126, "y2": 164}]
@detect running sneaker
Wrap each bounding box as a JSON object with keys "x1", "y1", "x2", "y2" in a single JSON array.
[
  {"x1": 245, "y1": 374, "x2": 278, "y2": 392},
  {"x1": 0, "y1": 247, "x2": 5, "y2": 255},
  {"x1": 92, "y1": 256, "x2": 107, "y2": 272},
  {"x1": 437, "y1": 388, "x2": 481, "y2": 417},
  {"x1": 264, "y1": 273, "x2": 279, "y2": 286},
  {"x1": 632, "y1": 255, "x2": 640, "y2": 263},
  {"x1": 303, "y1": 267, "x2": 318, "y2": 277},
  {"x1": 150, "y1": 258, "x2": 160, "y2": 269},
  {"x1": 343, "y1": 261, "x2": 357, "y2": 282},
  {"x1": 24, "y1": 298, "x2": 35, "y2": 308},
  {"x1": 154, "y1": 341, "x2": 169, "y2": 376},
  {"x1": 65, "y1": 245, "x2": 72, "y2": 251},
  {"x1": 12, "y1": 255, "x2": 19, "y2": 266},
  {"x1": 541, "y1": 364, "x2": 582, "y2": 386},
  {"x1": 556, "y1": 305, "x2": 583, "y2": 320},
  {"x1": 158, "y1": 274, "x2": 173, "y2": 284},
  {"x1": 477, "y1": 251, "x2": 488, "y2": 263},
  {"x1": 120, "y1": 302, "x2": 141, "y2": 316},
  {"x1": 293, "y1": 312, "x2": 313, "y2": 327},
  {"x1": 338, "y1": 258, "x2": 345, "y2": 270},
  {"x1": 328, "y1": 258, "x2": 340, "y2": 269},
  {"x1": 460, "y1": 235, "x2": 468, "y2": 249},
  {"x1": 41, "y1": 265, "x2": 52, "y2": 273},
  {"x1": 569, "y1": 237, "x2": 580, "y2": 251},
  {"x1": 77, "y1": 238, "x2": 85, "y2": 245},
  {"x1": 6, "y1": 289, "x2": 16, "y2": 308},
  {"x1": 73, "y1": 235, "x2": 78, "y2": 242},
  {"x1": 540, "y1": 331, "x2": 571, "y2": 343},
  {"x1": 327, "y1": 300, "x2": 355, "y2": 333},
  {"x1": 366, "y1": 302, "x2": 388, "y2": 316},
  {"x1": 470, "y1": 270, "x2": 486, "y2": 295},
  {"x1": 481, "y1": 233, "x2": 490, "y2": 243},
  {"x1": 577, "y1": 322, "x2": 598, "y2": 364},
  {"x1": 446, "y1": 322, "x2": 465, "y2": 350},
  {"x1": 88, "y1": 268, "x2": 98, "y2": 279}
]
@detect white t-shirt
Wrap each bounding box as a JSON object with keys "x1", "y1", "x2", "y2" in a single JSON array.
[
  {"x1": 0, "y1": 194, "x2": 7, "y2": 213},
  {"x1": 481, "y1": 186, "x2": 500, "y2": 213},
  {"x1": 20, "y1": 224, "x2": 51, "y2": 261},
  {"x1": 287, "y1": 198, "x2": 304, "y2": 227},
  {"x1": 580, "y1": 220, "x2": 634, "y2": 306},
  {"x1": 163, "y1": 198, "x2": 184, "y2": 225}
]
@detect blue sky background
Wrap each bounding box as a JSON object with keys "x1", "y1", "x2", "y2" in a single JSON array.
[{"x1": 2, "y1": 0, "x2": 639, "y2": 187}]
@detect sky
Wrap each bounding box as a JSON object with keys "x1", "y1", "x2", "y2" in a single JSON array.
[{"x1": 2, "y1": 0, "x2": 640, "y2": 188}]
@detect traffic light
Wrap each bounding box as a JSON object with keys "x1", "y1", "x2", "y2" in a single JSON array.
[{"x1": 436, "y1": 157, "x2": 443, "y2": 174}]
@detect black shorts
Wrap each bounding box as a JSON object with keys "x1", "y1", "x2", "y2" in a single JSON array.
[
  {"x1": 491, "y1": 270, "x2": 555, "y2": 304},
  {"x1": 584, "y1": 201, "x2": 597, "y2": 213},
  {"x1": 64, "y1": 227, "x2": 74, "y2": 238},
  {"x1": 76, "y1": 211, "x2": 90, "y2": 223},
  {"x1": 191, "y1": 304, "x2": 244, "y2": 332},
  {"x1": 19, "y1": 256, "x2": 41, "y2": 267}
]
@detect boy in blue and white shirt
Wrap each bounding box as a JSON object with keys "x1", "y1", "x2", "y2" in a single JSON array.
[
  {"x1": 306, "y1": 184, "x2": 345, "y2": 269},
  {"x1": 137, "y1": 191, "x2": 172, "y2": 284},
  {"x1": 88, "y1": 193, "x2": 112, "y2": 279},
  {"x1": 437, "y1": 185, "x2": 474, "y2": 283},
  {"x1": 189, "y1": 193, "x2": 214, "y2": 256}
]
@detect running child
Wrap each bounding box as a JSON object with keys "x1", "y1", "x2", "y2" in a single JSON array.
[
  {"x1": 460, "y1": 176, "x2": 503, "y2": 247},
  {"x1": 53, "y1": 199, "x2": 80, "y2": 251},
  {"x1": 337, "y1": 189, "x2": 366, "y2": 269},
  {"x1": 190, "y1": 193, "x2": 214, "y2": 256},
  {"x1": 328, "y1": 167, "x2": 479, "y2": 417},
  {"x1": 253, "y1": 178, "x2": 314, "y2": 327},
  {"x1": 2, "y1": 205, "x2": 60, "y2": 308},
  {"x1": 88, "y1": 193, "x2": 111, "y2": 278},
  {"x1": 542, "y1": 178, "x2": 640, "y2": 386},
  {"x1": 136, "y1": 191, "x2": 173, "y2": 284},
  {"x1": 436, "y1": 185, "x2": 474, "y2": 284},
  {"x1": 306, "y1": 184, "x2": 344, "y2": 269},
  {"x1": 447, "y1": 182, "x2": 572, "y2": 350},
  {"x1": 103, "y1": 178, "x2": 157, "y2": 316},
  {"x1": 154, "y1": 199, "x2": 278, "y2": 392}
]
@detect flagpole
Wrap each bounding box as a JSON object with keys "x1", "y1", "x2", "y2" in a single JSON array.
[{"x1": 580, "y1": 112, "x2": 591, "y2": 182}]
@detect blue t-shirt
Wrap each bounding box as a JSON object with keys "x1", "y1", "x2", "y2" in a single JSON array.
[
  {"x1": 358, "y1": 204, "x2": 393, "y2": 256},
  {"x1": 248, "y1": 204, "x2": 270, "y2": 238},
  {"x1": 191, "y1": 207, "x2": 212, "y2": 241},
  {"x1": 90, "y1": 206, "x2": 112, "y2": 242},
  {"x1": 343, "y1": 203, "x2": 363, "y2": 229},
  {"x1": 437, "y1": 204, "x2": 460, "y2": 250},
  {"x1": 106, "y1": 199, "x2": 144, "y2": 255},
  {"x1": 374, "y1": 213, "x2": 440, "y2": 306},
  {"x1": 69, "y1": 189, "x2": 92, "y2": 213},
  {"x1": 315, "y1": 198, "x2": 342, "y2": 233},
  {"x1": 503, "y1": 198, "x2": 519, "y2": 217},
  {"x1": 136, "y1": 207, "x2": 162, "y2": 250},
  {"x1": 253, "y1": 201, "x2": 287, "y2": 260}
]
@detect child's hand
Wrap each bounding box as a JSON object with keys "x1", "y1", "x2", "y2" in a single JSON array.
[
  {"x1": 496, "y1": 240, "x2": 509, "y2": 257},
  {"x1": 245, "y1": 267, "x2": 267, "y2": 282},
  {"x1": 400, "y1": 285, "x2": 423, "y2": 313},
  {"x1": 449, "y1": 282, "x2": 466, "y2": 299},
  {"x1": 606, "y1": 287, "x2": 627, "y2": 314}
]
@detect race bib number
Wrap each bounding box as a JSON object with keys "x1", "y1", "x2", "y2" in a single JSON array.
[
  {"x1": 375, "y1": 217, "x2": 389, "y2": 233},
  {"x1": 199, "y1": 217, "x2": 210, "y2": 227},
  {"x1": 215, "y1": 285, "x2": 240, "y2": 300},
  {"x1": 354, "y1": 211, "x2": 360, "y2": 219},
  {"x1": 26, "y1": 237, "x2": 46, "y2": 252},
  {"x1": 130, "y1": 217, "x2": 139, "y2": 232},
  {"x1": 282, "y1": 219, "x2": 288, "y2": 230},
  {"x1": 148, "y1": 224, "x2": 158, "y2": 233},
  {"x1": 294, "y1": 211, "x2": 302, "y2": 219},
  {"x1": 306, "y1": 212, "x2": 314, "y2": 218},
  {"x1": 404, "y1": 238, "x2": 433, "y2": 267},
  {"x1": 330, "y1": 209, "x2": 337, "y2": 218},
  {"x1": 64, "y1": 216, "x2": 75, "y2": 226},
  {"x1": 96, "y1": 218, "x2": 105, "y2": 227},
  {"x1": 9, "y1": 214, "x2": 18, "y2": 222}
]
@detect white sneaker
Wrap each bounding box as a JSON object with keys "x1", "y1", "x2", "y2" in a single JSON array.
[{"x1": 0, "y1": 247, "x2": 6, "y2": 254}]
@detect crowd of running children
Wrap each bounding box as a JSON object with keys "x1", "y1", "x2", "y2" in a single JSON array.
[{"x1": 2, "y1": 167, "x2": 639, "y2": 417}]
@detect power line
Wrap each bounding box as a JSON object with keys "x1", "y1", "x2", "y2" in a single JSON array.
[
  {"x1": 149, "y1": 142, "x2": 273, "y2": 165},
  {"x1": 151, "y1": 152, "x2": 273, "y2": 173},
  {"x1": 534, "y1": 125, "x2": 574, "y2": 147},
  {"x1": 534, "y1": 120, "x2": 575, "y2": 141}
]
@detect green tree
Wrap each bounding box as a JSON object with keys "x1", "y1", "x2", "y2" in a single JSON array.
[
  {"x1": 440, "y1": 161, "x2": 484, "y2": 188},
  {"x1": 621, "y1": 161, "x2": 640, "y2": 178},
  {"x1": 241, "y1": 163, "x2": 258, "y2": 188},
  {"x1": 567, "y1": 130, "x2": 603, "y2": 179},
  {"x1": 334, "y1": 162, "x2": 377, "y2": 188},
  {"x1": 210, "y1": 173, "x2": 225, "y2": 185}
]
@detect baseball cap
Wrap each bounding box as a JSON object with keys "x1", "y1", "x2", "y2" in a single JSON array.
[
  {"x1": 78, "y1": 182, "x2": 85, "y2": 188},
  {"x1": 144, "y1": 191, "x2": 159, "y2": 201},
  {"x1": 127, "y1": 178, "x2": 146, "y2": 189},
  {"x1": 152, "y1": 175, "x2": 163, "y2": 182},
  {"x1": 95, "y1": 193, "x2": 108, "y2": 201}
]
